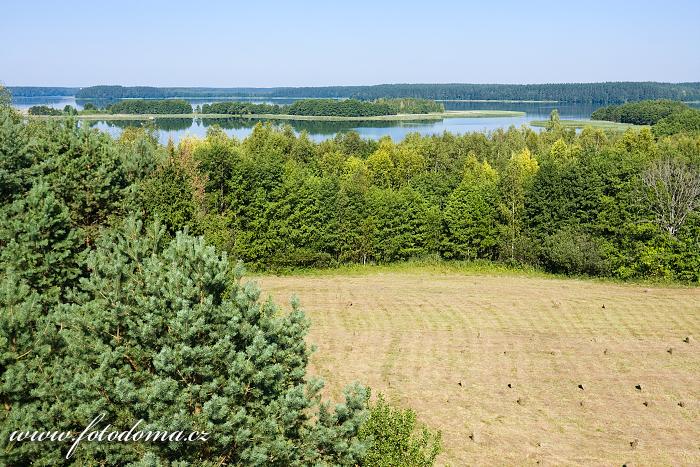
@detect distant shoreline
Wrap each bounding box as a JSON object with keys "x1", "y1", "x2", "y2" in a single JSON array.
[
  {"x1": 436, "y1": 99, "x2": 558, "y2": 103},
  {"x1": 26, "y1": 109, "x2": 526, "y2": 122}
]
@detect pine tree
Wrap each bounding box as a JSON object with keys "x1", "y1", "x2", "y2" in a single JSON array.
[
  {"x1": 0, "y1": 181, "x2": 82, "y2": 299},
  {"x1": 0, "y1": 106, "x2": 33, "y2": 206},
  {"x1": 38, "y1": 120, "x2": 130, "y2": 235},
  {"x1": 5, "y1": 217, "x2": 369, "y2": 465},
  {"x1": 0, "y1": 183, "x2": 83, "y2": 465}
]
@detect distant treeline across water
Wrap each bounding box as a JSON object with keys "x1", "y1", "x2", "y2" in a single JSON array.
[{"x1": 9, "y1": 82, "x2": 700, "y2": 103}]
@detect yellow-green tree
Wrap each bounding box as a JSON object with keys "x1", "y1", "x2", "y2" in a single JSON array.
[
  {"x1": 499, "y1": 148, "x2": 539, "y2": 261},
  {"x1": 366, "y1": 139, "x2": 396, "y2": 188}
]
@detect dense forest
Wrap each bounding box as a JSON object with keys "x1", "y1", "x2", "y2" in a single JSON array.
[
  {"x1": 27, "y1": 105, "x2": 64, "y2": 116},
  {"x1": 592, "y1": 100, "x2": 700, "y2": 137},
  {"x1": 591, "y1": 100, "x2": 690, "y2": 125},
  {"x1": 0, "y1": 93, "x2": 442, "y2": 465},
  {"x1": 285, "y1": 98, "x2": 443, "y2": 116},
  {"x1": 127, "y1": 116, "x2": 698, "y2": 280},
  {"x1": 7, "y1": 86, "x2": 79, "y2": 97},
  {"x1": 14, "y1": 95, "x2": 700, "y2": 281},
  {"x1": 284, "y1": 99, "x2": 394, "y2": 117},
  {"x1": 267, "y1": 82, "x2": 700, "y2": 103},
  {"x1": 75, "y1": 86, "x2": 271, "y2": 99},
  {"x1": 202, "y1": 99, "x2": 443, "y2": 117},
  {"x1": 27, "y1": 100, "x2": 193, "y2": 115},
  {"x1": 29, "y1": 97, "x2": 442, "y2": 117},
  {"x1": 73, "y1": 82, "x2": 700, "y2": 103},
  {"x1": 107, "y1": 99, "x2": 193, "y2": 114},
  {"x1": 201, "y1": 101, "x2": 279, "y2": 115}
]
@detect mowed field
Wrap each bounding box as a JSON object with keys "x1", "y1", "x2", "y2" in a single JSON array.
[{"x1": 257, "y1": 269, "x2": 700, "y2": 466}]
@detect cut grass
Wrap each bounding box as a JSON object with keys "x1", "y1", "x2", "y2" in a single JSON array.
[
  {"x1": 27, "y1": 109, "x2": 525, "y2": 122},
  {"x1": 256, "y1": 259, "x2": 694, "y2": 288},
  {"x1": 256, "y1": 268, "x2": 700, "y2": 465},
  {"x1": 530, "y1": 119, "x2": 647, "y2": 131}
]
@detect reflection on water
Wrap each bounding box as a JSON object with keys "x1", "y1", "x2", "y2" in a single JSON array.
[
  {"x1": 87, "y1": 118, "x2": 195, "y2": 132},
  {"x1": 11, "y1": 96, "x2": 309, "y2": 111},
  {"x1": 16, "y1": 96, "x2": 700, "y2": 143},
  {"x1": 87, "y1": 115, "x2": 540, "y2": 144}
]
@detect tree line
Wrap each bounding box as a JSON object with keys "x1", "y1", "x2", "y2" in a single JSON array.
[
  {"x1": 204, "y1": 98, "x2": 442, "y2": 117},
  {"x1": 107, "y1": 99, "x2": 193, "y2": 114},
  {"x1": 592, "y1": 99, "x2": 700, "y2": 137},
  {"x1": 75, "y1": 85, "x2": 271, "y2": 99},
  {"x1": 126, "y1": 112, "x2": 699, "y2": 281},
  {"x1": 28, "y1": 98, "x2": 443, "y2": 117},
  {"x1": 7, "y1": 86, "x2": 78, "y2": 97},
  {"x1": 73, "y1": 83, "x2": 700, "y2": 103},
  {"x1": 28, "y1": 100, "x2": 192, "y2": 115},
  {"x1": 27, "y1": 105, "x2": 64, "y2": 116},
  {"x1": 287, "y1": 98, "x2": 442, "y2": 116}
]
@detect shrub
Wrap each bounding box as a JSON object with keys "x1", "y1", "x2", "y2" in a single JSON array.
[
  {"x1": 27, "y1": 105, "x2": 63, "y2": 116},
  {"x1": 541, "y1": 226, "x2": 609, "y2": 275},
  {"x1": 359, "y1": 394, "x2": 441, "y2": 467}
]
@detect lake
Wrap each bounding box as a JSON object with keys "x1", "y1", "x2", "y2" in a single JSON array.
[{"x1": 13, "y1": 96, "x2": 697, "y2": 144}]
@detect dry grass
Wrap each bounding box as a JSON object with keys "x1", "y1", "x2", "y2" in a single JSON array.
[{"x1": 256, "y1": 270, "x2": 700, "y2": 466}]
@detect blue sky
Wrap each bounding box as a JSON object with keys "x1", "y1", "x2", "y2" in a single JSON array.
[{"x1": 2, "y1": 0, "x2": 699, "y2": 86}]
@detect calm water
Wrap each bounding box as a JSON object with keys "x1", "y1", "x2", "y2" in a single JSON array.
[{"x1": 13, "y1": 96, "x2": 699, "y2": 144}]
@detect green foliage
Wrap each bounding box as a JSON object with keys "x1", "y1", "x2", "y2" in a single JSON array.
[
  {"x1": 443, "y1": 155, "x2": 499, "y2": 259},
  {"x1": 0, "y1": 106, "x2": 34, "y2": 205},
  {"x1": 74, "y1": 83, "x2": 700, "y2": 103},
  {"x1": 1, "y1": 217, "x2": 370, "y2": 465},
  {"x1": 119, "y1": 122, "x2": 696, "y2": 281},
  {"x1": 201, "y1": 101, "x2": 281, "y2": 115},
  {"x1": 541, "y1": 226, "x2": 610, "y2": 275},
  {"x1": 35, "y1": 120, "x2": 131, "y2": 233},
  {"x1": 0, "y1": 85, "x2": 12, "y2": 107},
  {"x1": 499, "y1": 148, "x2": 539, "y2": 262},
  {"x1": 28, "y1": 105, "x2": 63, "y2": 116},
  {"x1": 0, "y1": 111, "x2": 379, "y2": 464},
  {"x1": 367, "y1": 186, "x2": 432, "y2": 262},
  {"x1": 287, "y1": 99, "x2": 438, "y2": 117},
  {"x1": 140, "y1": 160, "x2": 199, "y2": 235},
  {"x1": 374, "y1": 98, "x2": 444, "y2": 114},
  {"x1": 591, "y1": 100, "x2": 700, "y2": 137},
  {"x1": 6, "y1": 86, "x2": 77, "y2": 98},
  {"x1": 591, "y1": 100, "x2": 688, "y2": 125},
  {"x1": 107, "y1": 99, "x2": 192, "y2": 114},
  {"x1": 0, "y1": 182, "x2": 83, "y2": 298},
  {"x1": 3, "y1": 95, "x2": 700, "y2": 465},
  {"x1": 359, "y1": 395, "x2": 441, "y2": 467},
  {"x1": 653, "y1": 108, "x2": 700, "y2": 137},
  {"x1": 201, "y1": 99, "x2": 442, "y2": 118},
  {"x1": 3, "y1": 108, "x2": 700, "y2": 286}
]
